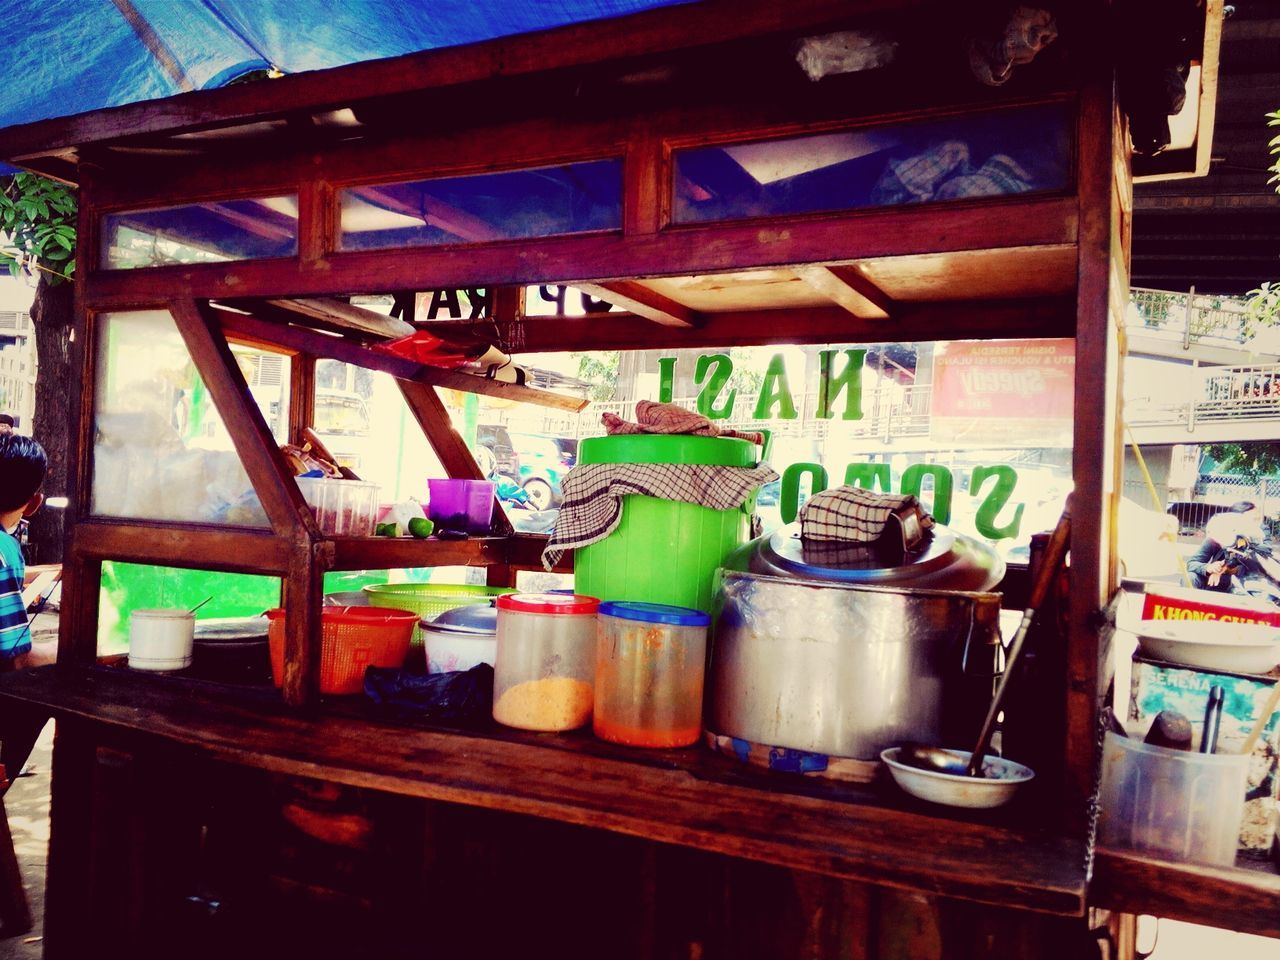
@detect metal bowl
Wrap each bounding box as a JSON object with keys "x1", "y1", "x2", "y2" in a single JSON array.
[{"x1": 880, "y1": 747, "x2": 1034, "y2": 809}]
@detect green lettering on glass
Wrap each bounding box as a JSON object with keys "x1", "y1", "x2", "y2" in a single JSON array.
[
  {"x1": 817, "y1": 349, "x2": 866, "y2": 420},
  {"x1": 657, "y1": 357, "x2": 677, "y2": 404},
  {"x1": 970, "y1": 465, "x2": 1024, "y2": 539},
  {"x1": 753, "y1": 353, "x2": 798, "y2": 420},
  {"x1": 901, "y1": 464, "x2": 953, "y2": 525},
  {"x1": 844, "y1": 462, "x2": 891, "y2": 491},
  {"x1": 780, "y1": 462, "x2": 828, "y2": 524},
  {"x1": 695, "y1": 354, "x2": 736, "y2": 419}
]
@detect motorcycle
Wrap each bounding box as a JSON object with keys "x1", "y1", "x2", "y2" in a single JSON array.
[{"x1": 1222, "y1": 535, "x2": 1280, "y2": 607}]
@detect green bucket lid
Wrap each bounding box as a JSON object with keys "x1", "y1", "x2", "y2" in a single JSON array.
[{"x1": 579, "y1": 434, "x2": 756, "y2": 467}]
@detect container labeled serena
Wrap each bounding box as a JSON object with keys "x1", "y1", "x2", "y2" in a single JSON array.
[
  {"x1": 492, "y1": 594, "x2": 599, "y2": 731},
  {"x1": 595, "y1": 601, "x2": 709, "y2": 748}
]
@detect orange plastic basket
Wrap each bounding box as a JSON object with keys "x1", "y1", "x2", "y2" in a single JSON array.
[{"x1": 267, "y1": 606, "x2": 418, "y2": 695}]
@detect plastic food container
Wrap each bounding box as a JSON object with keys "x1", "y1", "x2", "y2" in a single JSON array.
[
  {"x1": 573, "y1": 433, "x2": 768, "y2": 613},
  {"x1": 492, "y1": 594, "x2": 599, "y2": 731},
  {"x1": 266, "y1": 606, "x2": 417, "y2": 695},
  {"x1": 295, "y1": 477, "x2": 381, "y2": 536},
  {"x1": 128, "y1": 608, "x2": 195, "y2": 671},
  {"x1": 594, "y1": 601, "x2": 710, "y2": 748},
  {"x1": 420, "y1": 603, "x2": 498, "y2": 674},
  {"x1": 427, "y1": 479, "x2": 495, "y2": 534},
  {"x1": 1098, "y1": 731, "x2": 1249, "y2": 866}
]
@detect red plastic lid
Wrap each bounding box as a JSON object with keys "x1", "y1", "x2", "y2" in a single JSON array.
[{"x1": 496, "y1": 593, "x2": 600, "y2": 616}]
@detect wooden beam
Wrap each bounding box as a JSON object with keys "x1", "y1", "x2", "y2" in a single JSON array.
[
  {"x1": 263, "y1": 297, "x2": 414, "y2": 340},
  {"x1": 353, "y1": 185, "x2": 503, "y2": 244},
  {"x1": 428, "y1": 300, "x2": 1076, "y2": 353},
  {"x1": 573, "y1": 280, "x2": 701, "y2": 328},
  {"x1": 84, "y1": 196, "x2": 1080, "y2": 308},
  {"x1": 329, "y1": 534, "x2": 511, "y2": 572},
  {"x1": 794, "y1": 264, "x2": 893, "y2": 319},
  {"x1": 170, "y1": 300, "x2": 321, "y2": 539},
  {"x1": 70, "y1": 519, "x2": 291, "y2": 574},
  {"x1": 1091, "y1": 848, "x2": 1280, "y2": 940},
  {"x1": 213, "y1": 306, "x2": 589, "y2": 413},
  {"x1": 398, "y1": 381, "x2": 515, "y2": 536},
  {"x1": 0, "y1": 0, "x2": 907, "y2": 163}
]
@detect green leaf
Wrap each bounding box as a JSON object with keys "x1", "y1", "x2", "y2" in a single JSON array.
[{"x1": 6, "y1": 261, "x2": 19, "y2": 278}]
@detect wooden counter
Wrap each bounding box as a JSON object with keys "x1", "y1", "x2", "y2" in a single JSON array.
[{"x1": 0, "y1": 664, "x2": 1087, "y2": 917}]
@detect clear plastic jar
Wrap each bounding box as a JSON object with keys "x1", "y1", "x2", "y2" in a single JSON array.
[
  {"x1": 594, "y1": 601, "x2": 710, "y2": 748},
  {"x1": 492, "y1": 594, "x2": 600, "y2": 731}
]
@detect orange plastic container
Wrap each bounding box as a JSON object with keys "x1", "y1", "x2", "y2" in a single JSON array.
[{"x1": 267, "y1": 606, "x2": 417, "y2": 695}]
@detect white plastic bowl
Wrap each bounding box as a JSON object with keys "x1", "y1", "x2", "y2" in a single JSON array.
[
  {"x1": 880, "y1": 747, "x2": 1034, "y2": 809},
  {"x1": 1134, "y1": 620, "x2": 1280, "y2": 675}
]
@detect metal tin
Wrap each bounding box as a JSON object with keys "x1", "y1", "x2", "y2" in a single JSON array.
[{"x1": 707, "y1": 570, "x2": 1002, "y2": 761}]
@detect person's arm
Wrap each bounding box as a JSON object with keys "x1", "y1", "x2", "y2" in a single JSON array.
[
  {"x1": 1185, "y1": 539, "x2": 1221, "y2": 574},
  {"x1": 0, "y1": 562, "x2": 31, "y2": 664}
]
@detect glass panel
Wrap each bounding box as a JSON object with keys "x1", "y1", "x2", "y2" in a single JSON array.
[
  {"x1": 101, "y1": 195, "x2": 298, "y2": 269},
  {"x1": 338, "y1": 159, "x2": 622, "y2": 251},
  {"x1": 672, "y1": 104, "x2": 1070, "y2": 224},
  {"x1": 313, "y1": 360, "x2": 446, "y2": 503},
  {"x1": 504, "y1": 340, "x2": 1075, "y2": 561},
  {"x1": 92, "y1": 310, "x2": 269, "y2": 526}
]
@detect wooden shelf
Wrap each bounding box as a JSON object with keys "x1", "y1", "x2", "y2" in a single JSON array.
[
  {"x1": 0, "y1": 665, "x2": 1087, "y2": 917},
  {"x1": 1091, "y1": 846, "x2": 1280, "y2": 939}
]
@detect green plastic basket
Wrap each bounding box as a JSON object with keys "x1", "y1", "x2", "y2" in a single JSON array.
[{"x1": 362, "y1": 583, "x2": 515, "y2": 646}]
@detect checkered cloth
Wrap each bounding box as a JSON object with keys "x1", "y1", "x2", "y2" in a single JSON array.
[
  {"x1": 871, "y1": 142, "x2": 1033, "y2": 206},
  {"x1": 798, "y1": 486, "x2": 933, "y2": 544},
  {"x1": 542, "y1": 462, "x2": 779, "y2": 569},
  {"x1": 602, "y1": 401, "x2": 765, "y2": 445}
]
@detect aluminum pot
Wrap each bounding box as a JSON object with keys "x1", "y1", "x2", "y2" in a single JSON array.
[{"x1": 707, "y1": 570, "x2": 1003, "y2": 761}]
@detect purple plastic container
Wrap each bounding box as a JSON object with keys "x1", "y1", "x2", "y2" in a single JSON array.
[{"x1": 427, "y1": 479, "x2": 496, "y2": 533}]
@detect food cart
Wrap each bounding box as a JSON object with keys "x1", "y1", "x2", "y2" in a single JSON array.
[{"x1": 2, "y1": 1, "x2": 1271, "y2": 957}]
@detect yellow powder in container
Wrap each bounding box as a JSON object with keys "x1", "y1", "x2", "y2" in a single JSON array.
[{"x1": 493, "y1": 677, "x2": 594, "y2": 731}]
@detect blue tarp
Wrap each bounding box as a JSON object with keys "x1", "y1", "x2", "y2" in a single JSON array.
[{"x1": 0, "y1": 0, "x2": 691, "y2": 133}]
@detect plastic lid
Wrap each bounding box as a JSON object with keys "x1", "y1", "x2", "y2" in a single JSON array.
[
  {"x1": 133, "y1": 608, "x2": 195, "y2": 620},
  {"x1": 598, "y1": 601, "x2": 710, "y2": 627},
  {"x1": 579, "y1": 434, "x2": 755, "y2": 467},
  {"x1": 497, "y1": 593, "x2": 600, "y2": 615},
  {"x1": 423, "y1": 603, "x2": 498, "y2": 635}
]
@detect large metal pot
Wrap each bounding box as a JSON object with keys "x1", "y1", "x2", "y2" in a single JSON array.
[{"x1": 707, "y1": 525, "x2": 1005, "y2": 761}]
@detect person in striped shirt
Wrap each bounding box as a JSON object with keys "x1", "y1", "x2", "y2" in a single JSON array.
[{"x1": 0, "y1": 434, "x2": 46, "y2": 665}]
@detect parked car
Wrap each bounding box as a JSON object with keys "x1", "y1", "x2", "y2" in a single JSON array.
[{"x1": 509, "y1": 432, "x2": 573, "y2": 510}]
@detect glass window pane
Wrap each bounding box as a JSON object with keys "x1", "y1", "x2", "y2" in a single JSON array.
[
  {"x1": 673, "y1": 104, "x2": 1070, "y2": 224},
  {"x1": 101, "y1": 196, "x2": 298, "y2": 269},
  {"x1": 313, "y1": 360, "x2": 446, "y2": 503},
  {"x1": 339, "y1": 159, "x2": 622, "y2": 251},
  {"x1": 504, "y1": 340, "x2": 1074, "y2": 559},
  {"x1": 92, "y1": 310, "x2": 269, "y2": 527}
]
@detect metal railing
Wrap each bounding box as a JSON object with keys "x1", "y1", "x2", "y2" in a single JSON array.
[
  {"x1": 1127, "y1": 287, "x2": 1251, "y2": 348},
  {"x1": 1126, "y1": 362, "x2": 1280, "y2": 429}
]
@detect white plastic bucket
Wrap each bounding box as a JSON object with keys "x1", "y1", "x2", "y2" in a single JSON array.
[{"x1": 129, "y1": 608, "x2": 195, "y2": 671}]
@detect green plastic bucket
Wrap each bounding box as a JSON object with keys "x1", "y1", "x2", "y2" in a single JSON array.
[{"x1": 573, "y1": 433, "x2": 768, "y2": 613}]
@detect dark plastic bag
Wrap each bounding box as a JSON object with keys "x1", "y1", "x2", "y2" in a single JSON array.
[{"x1": 363, "y1": 663, "x2": 494, "y2": 726}]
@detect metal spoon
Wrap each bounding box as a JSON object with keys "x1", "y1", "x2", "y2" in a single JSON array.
[{"x1": 897, "y1": 743, "x2": 972, "y2": 776}]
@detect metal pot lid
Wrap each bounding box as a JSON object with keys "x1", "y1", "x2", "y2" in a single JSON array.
[
  {"x1": 192, "y1": 616, "x2": 269, "y2": 643},
  {"x1": 422, "y1": 602, "x2": 498, "y2": 636},
  {"x1": 753, "y1": 522, "x2": 1003, "y2": 588}
]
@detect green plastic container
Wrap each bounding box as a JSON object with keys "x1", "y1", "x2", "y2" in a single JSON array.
[
  {"x1": 364, "y1": 582, "x2": 517, "y2": 648},
  {"x1": 573, "y1": 433, "x2": 768, "y2": 613}
]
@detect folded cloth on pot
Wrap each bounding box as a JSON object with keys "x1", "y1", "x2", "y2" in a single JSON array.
[
  {"x1": 602, "y1": 400, "x2": 765, "y2": 445},
  {"x1": 542, "y1": 462, "x2": 779, "y2": 570},
  {"x1": 799, "y1": 486, "x2": 934, "y2": 544}
]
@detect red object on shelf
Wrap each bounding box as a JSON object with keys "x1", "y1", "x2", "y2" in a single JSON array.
[
  {"x1": 266, "y1": 606, "x2": 418, "y2": 695},
  {"x1": 373, "y1": 330, "x2": 472, "y2": 367}
]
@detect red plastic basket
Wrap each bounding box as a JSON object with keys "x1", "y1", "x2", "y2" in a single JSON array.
[{"x1": 267, "y1": 606, "x2": 418, "y2": 695}]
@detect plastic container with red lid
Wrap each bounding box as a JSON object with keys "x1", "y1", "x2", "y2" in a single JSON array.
[{"x1": 493, "y1": 593, "x2": 600, "y2": 731}]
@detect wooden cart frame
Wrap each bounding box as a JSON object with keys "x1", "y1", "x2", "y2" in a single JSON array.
[{"x1": 1, "y1": 1, "x2": 1272, "y2": 954}]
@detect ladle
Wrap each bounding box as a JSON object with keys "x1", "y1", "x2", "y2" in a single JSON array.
[
  {"x1": 897, "y1": 503, "x2": 1072, "y2": 779},
  {"x1": 188, "y1": 596, "x2": 213, "y2": 615}
]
